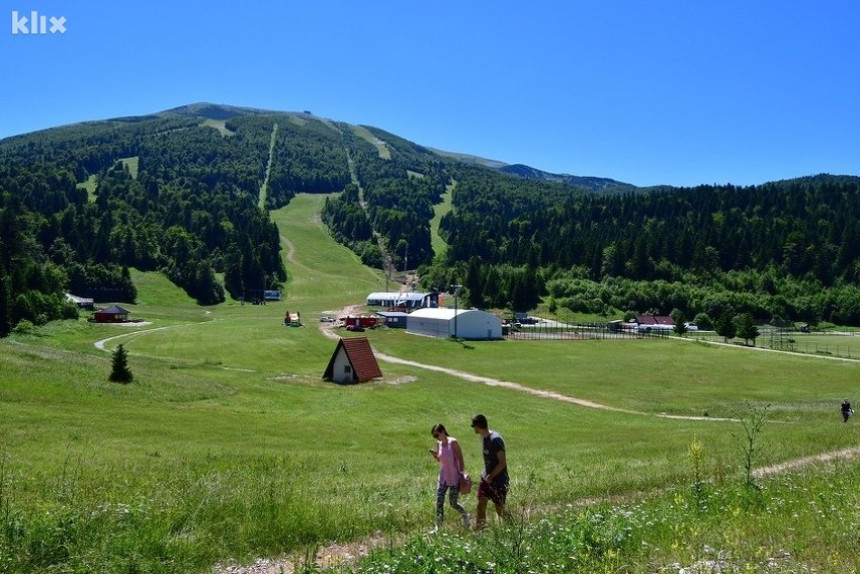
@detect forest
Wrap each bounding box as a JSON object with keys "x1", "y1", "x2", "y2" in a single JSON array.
[
  {"x1": 0, "y1": 109, "x2": 287, "y2": 335},
  {"x1": 420, "y1": 169, "x2": 860, "y2": 326},
  {"x1": 3, "y1": 102, "x2": 860, "y2": 337}
]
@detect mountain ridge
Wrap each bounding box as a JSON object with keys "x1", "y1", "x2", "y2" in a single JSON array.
[{"x1": 157, "y1": 102, "x2": 636, "y2": 191}]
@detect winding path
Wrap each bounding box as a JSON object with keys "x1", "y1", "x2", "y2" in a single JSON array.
[
  {"x1": 373, "y1": 351, "x2": 739, "y2": 421},
  {"x1": 93, "y1": 325, "x2": 168, "y2": 351}
]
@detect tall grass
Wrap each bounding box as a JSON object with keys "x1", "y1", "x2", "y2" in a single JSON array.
[{"x1": 354, "y1": 450, "x2": 860, "y2": 573}]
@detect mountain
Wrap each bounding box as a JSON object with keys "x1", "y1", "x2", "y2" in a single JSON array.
[
  {"x1": 3, "y1": 101, "x2": 860, "y2": 337},
  {"x1": 163, "y1": 104, "x2": 633, "y2": 191}
]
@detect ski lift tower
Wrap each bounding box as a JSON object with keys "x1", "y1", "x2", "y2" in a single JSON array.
[{"x1": 768, "y1": 319, "x2": 795, "y2": 351}]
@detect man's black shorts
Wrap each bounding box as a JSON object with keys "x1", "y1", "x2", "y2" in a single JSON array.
[{"x1": 478, "y1": 480, "x2": 508, "y2": 505}]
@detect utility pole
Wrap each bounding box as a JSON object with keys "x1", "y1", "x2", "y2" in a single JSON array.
[{"x1": 449, "y1": 283, "x2": 462, "y2": 339}]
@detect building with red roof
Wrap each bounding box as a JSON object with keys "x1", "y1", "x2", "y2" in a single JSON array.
[{"x1": 323, "y1": 337, "x2": 383, "y2": 384}]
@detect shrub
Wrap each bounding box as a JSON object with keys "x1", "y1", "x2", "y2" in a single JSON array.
[{"x1": 109, "y1": 344, "x2": 133, "y2": 383}]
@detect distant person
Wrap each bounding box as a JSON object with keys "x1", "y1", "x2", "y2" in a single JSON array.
[
  {"x1": 428, "y1": 423, "x2": 471, "y2": 531},
  {"x1": 471, "y1": 414, "x2": 509, "y2": 529},
  {"x1": 842, "y1": 399, "x2": 853, "y2": 422}
]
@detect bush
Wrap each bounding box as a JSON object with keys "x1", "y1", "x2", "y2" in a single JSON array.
[
  {"x1": 692, "y1": 312, "x2": 712, "y2": 330},
  {"x1": 11, "y1": 319, "x2": 35, "y2": 335}
]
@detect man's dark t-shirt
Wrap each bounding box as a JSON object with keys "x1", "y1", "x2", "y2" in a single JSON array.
[{"x1": 482, "y1": 431, "x2": 509, "y2": 486}]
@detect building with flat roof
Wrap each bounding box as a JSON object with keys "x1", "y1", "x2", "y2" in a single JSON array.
[{"x1": 407, "y1": 308, "x2": 502, "y2": 340}]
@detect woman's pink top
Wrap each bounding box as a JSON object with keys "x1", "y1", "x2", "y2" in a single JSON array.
[{"x1": 437, "y1": 438, "x2": 461, "y2": 486}]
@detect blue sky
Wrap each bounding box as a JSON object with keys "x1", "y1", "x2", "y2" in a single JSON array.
[{"x1": 2, "y1": 1, "x2": 858, "y2": 187}]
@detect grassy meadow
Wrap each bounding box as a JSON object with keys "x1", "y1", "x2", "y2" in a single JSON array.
[{"x1": 2, "y1": 193, "x2": 860, "y2": 572}]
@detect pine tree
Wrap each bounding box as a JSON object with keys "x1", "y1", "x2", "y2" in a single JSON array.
[
  {"x1": 735, "y1": 312, "x2": 760, "y2": 347},
  {"x1": 0, "y1": 273, "x2": 11, "y2": 338},
  {"x1": 109, "y1": 343, "x2": 133, "y2": 383},
  {"x1": 672, "y1": 309, "x2": 688, "y2": 337},
  {"x1": 714, "y1": 311, "x2": 737, "y2": 343}
]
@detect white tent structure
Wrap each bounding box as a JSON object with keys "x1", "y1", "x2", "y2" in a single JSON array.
[
  {"x1": 366, "y1": 292, "x2": 432, "y2": 309},
  {"x1": 407, "y1": 308, "x2": 502, "y2": 340}
]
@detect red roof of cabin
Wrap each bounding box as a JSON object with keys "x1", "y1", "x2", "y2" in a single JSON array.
[{"x1": 324, "y1": 337, "x2": 382, "y2": 383}]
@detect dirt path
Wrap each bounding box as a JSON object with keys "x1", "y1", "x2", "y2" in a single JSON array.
[
  {"x1": 372, "y1": 351, "x2": 739, "y2": 422},
  {"x1": 281, "y1": 235, "x2": 297, "y2": 265},
  {"x1": 753, "y1": 445, "x2": 860, "y2": 477},
  {"x1": 93, "y1": 325, "x2": 165, "y2": 351}
]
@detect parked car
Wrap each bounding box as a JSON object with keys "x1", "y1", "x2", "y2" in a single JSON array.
[
  {"x1": 345, "y1": 324, "x2": 365, "y2": 332},
  {"x1": 319, "y1": 316, "x2": 335, "y2": 322}
]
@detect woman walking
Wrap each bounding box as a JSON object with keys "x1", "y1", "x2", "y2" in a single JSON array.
[{"x1": 428, "y1": 423, "x2": 471, "y2": 531}]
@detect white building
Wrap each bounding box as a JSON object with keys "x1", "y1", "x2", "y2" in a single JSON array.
[
  {"x1": 407, "y1": 308, "x2": 502, "y2": 340},
  {"x1": 366, "y1": 292, "x2": 434, "y2": 309}
]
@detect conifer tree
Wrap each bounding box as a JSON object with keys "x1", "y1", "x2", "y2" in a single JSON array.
[
  {"x1": 715, "y1": 311, "x2": 737, "y2": 343},
  {"x1": 735, "y1": 312, "x2": 760, "y2": 347},
  {"x1": 0, "y1": 273, "x2": 11, "y2": 338},
  {"x1": 109, "y1": 343, "x2": 133, "y2": 383}
]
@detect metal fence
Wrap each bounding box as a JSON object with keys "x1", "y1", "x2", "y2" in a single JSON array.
[
  {"x1": 692, "y1": 328, "x2": 860, "y2": 360},
  {"x1": 505, "y1": 322, "x2": 668, "y2": 341},
  {"x1": 762, "y1": 329, "x2": 860, "y2": 359}
]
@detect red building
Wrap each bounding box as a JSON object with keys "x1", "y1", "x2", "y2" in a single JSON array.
[{"x1": 92, "y1": 305, "x2": 130, "y2": 323}]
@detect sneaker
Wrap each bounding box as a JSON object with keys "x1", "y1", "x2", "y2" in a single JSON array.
[{"x1": 462, "y1": 512, "x2": 471, "y2": 529}]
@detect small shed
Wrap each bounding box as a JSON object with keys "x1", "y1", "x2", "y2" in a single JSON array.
[
  {"x1": 376, "y1": 311, "x2": 408, "y2": 328},
  {"x1": 93, "y1": 305, "x2": 130, "y2": 323},
  {"x1": 323, "y1": 337, "x2": 383, "y2": 384},
  {"x1": 407, "y1": 308, "x2": 502, "y2": 340}
]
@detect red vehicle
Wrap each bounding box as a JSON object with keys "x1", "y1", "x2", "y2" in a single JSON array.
[{"x1": 344, "y1": 316, "x2": 378, "y2": 329}]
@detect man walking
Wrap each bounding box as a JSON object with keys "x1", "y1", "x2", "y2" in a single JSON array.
[{"x1": 471, "y1": 413, "x2": 509, "y2": 529}]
